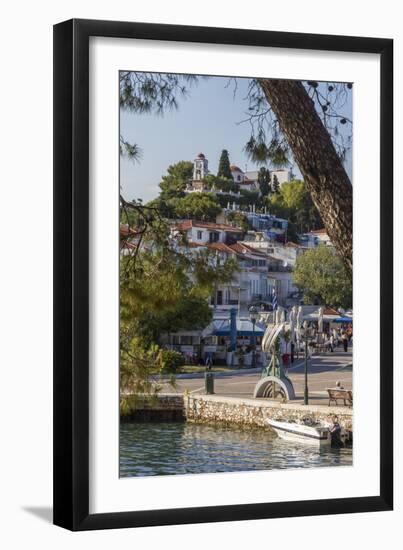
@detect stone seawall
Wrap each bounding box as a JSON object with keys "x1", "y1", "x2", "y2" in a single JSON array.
[
  {"x1": 121, "y1": 393, "x2": 185, "y2": 422},
  {"x1": 121, "y1": 393, "x2": 353, "y2": 435},
  {"x1": 184, "y1": 394, "x2": 353, "y2": 432}
]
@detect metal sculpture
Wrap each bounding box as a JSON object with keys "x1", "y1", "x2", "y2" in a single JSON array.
[{"x1": 253, "y1": 306, "x2": 296, "y2": 400}]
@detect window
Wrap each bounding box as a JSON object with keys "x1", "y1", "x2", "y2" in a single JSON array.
[
  {"x1": 197, "y1": 230, "x2": 203, "y2": 240},
  {"x1": 209, "y1": 232, "x2": 219, "y2": 243}
]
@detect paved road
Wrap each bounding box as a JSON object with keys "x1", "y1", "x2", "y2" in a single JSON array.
[{"x1": 161, "y1": 350, "x2": 353, "y2": 406}]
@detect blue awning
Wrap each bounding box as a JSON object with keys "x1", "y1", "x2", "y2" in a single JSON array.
[
  {"x1": 204, "y1": 318, "x2": 266, "y2": 337},
  {"x1": 333, "y1": 317, "x2": 353, "y2": 323}
]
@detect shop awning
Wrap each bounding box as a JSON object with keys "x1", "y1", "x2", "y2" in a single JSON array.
[{"x1": 202, "y1": 318, "x2": 266, "y2": 337}]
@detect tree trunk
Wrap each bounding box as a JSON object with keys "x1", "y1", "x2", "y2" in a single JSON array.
[{"x1": 259, "y1": 79, "x2": 352, "y2": 274}]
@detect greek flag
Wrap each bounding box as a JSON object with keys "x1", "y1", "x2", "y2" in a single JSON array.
[{"x1": 272, "y1": 287, "x2": 278, "y2": 311}]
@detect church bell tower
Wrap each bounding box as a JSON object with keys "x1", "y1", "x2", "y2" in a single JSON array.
[{"x1": 193, "y1": 153, "x2": 209, "y2": 181}]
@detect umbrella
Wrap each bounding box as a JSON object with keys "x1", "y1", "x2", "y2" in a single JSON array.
[
  {"x1": 296, "y1": 306, "x2": 303, "y2": 342},
  {"x1": 280, "y1": 308, "x2": 286, "y2": 324},
  {"x1": 289, "y1": 305, "x2": 297, "y2": 342}
]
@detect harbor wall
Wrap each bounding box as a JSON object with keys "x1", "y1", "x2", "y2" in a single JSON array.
[
  {"x1": 184, "y1": 394, "x2": 353, "y2": 431},
  {"x1": 121, "y1": 394, "x2": 185, "y2": 422},
  {"x1": 121, "y1": 393, "x2": 353, "y2": 434}
]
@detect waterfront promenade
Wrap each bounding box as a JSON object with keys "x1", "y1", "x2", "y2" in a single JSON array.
[{"x1": 161, "y1": 350, "x2": 352, "y2": 406}]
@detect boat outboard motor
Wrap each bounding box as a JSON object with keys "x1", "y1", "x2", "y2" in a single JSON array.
[{"x1": 330, "y1": 420, "x2": 345, "y2": 448}]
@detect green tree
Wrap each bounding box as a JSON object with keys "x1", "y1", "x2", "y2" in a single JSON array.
[
  {"x1": 266, "y1": 179, "x2": 323, "y2": 235},
  {"x1": 217, "y1": 149, "x2": 232, "y2": 180},
  {"x1": 203, "y1": 173, "x2": 239, "y2": 194},
  {"x1": 293, "y1": 246, "x2": 352, "y2": 309},
  {"x1": 159, "y1": 160, "x2": 193, "y2": 198},
  {"x1": 238, "y1": 189, "x2": 260, "y2": 208},
  {"x1": 175, "y1": 193, "x2": 221, "y2": 221},
  {"x1": 145, "y1": 196, "x2": 179, "y2": 219},
  {"x1": 120, "y1": 246, "x2": 188, "y2": 411},
  {"x1": 226, "y1": 210, "x2": 251, "y2": 232},
  {"x1": 257, "y1": 167, "x2": 271, "y2": 196},
  {"x1": 191, "y1": 248, "x2": 239, "y2": 308},
  {"x1": 272, "y1": 174, "x2": 280, "y2": 194}
]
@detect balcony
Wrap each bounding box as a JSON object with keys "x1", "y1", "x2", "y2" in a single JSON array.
[{"x1": 268, "y1": 264, "x2": 293, "y2": 273}]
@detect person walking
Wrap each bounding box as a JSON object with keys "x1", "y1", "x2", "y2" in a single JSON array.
[
  {"x1": 327, "y1": 332, "x2": 334, "y2": 352},
  {"x1": 341, "y1": 330, "x2": 348, "y2": 353}
]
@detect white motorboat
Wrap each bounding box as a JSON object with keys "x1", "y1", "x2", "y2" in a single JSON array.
[{"x1": 267, "y1": 418, "x2": 346, "y2": 446}]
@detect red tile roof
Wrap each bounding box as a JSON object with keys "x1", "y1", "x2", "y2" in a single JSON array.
[
  {"x1": 228, "y1": 242, "x2": 267, "y2": 257},
  {"x1": 120, "y1": 224, "x2": 140, "y2": 237},
  {"x1": 207, "y1": 242, "x2": 237, "y2": 254},
  {"x1": 185, "y1": 242, "x2": 205, "y2": 248},
  {"x1": 181, "y1": 241, "x2": 236, "y2": 255},
  {"x1": 174, "y1": 220, "x2": 243, "y2": 233},
  {"x1": 324, "y1": 307, "x2": 340, "y2": 316},
  {"x1": 309, "y1": 228, "x2": 328, "y2": 234}
]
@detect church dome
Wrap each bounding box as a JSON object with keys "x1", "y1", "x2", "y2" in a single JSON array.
[
  {"x1": 230, "y1": 165, "x2": 243, "y2": 172},
  {"x1": 196, "y1": 153, "x2": 205, "y2": 159}
]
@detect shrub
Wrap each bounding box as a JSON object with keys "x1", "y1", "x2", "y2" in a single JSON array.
[{"x1": 160, "y1": 350, "x2": 185, "y2": 373}]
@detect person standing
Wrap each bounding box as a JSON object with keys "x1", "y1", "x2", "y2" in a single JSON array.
[
  {"x1": 205, "y1": 353, "x2": 213, "y2": 370},
  {"x1": 330, "y1": 415, "x2": 345, "y2": 448}
]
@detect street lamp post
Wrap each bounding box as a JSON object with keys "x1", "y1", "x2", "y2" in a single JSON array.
[
  {"x1": 249, "y1": 305, "x2": 259, "y2": 368},
  {"x1": 304, "y1": 337, "x2": 309, "y2": 405},
  {"x1": 301, "y1": 321, "x2": 310, "y2": 405}
]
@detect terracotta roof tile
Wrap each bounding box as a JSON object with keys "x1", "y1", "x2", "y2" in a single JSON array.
[
  {"x1": 120, "y1": 224, "x2": 140, "y2": 237},
  {"x1": 174, "y1": 220, "x2": 243, "y2": 233},
  {"x1": 324, "y1": 307, "x2": 340, "y2": 315},
  {"x1": 229, "y1": 242, "x2": 266, "y2": 257}
]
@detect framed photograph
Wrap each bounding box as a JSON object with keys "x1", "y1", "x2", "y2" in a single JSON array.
[{"x1": 53, "y1": 19, "x2": 393, "y2": 531}]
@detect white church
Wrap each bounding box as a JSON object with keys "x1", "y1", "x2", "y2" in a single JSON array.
[{"x1": 185, "y1": 152, "x2": 291, "y2": 195}]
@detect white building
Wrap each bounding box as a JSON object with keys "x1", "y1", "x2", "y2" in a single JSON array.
[
  {"x1": 241, "y1": 234, "x2": 306, "y2": 305},
  {"x1": 230, "y1": 166, "x2": 291, "y2": 192},
  {"x1": 271, "y1": 168, "x2": 291, "y2": 186},
  {"x1": 230, "y1": 165, "x2": 259, "y2": 192},
  {"x1": 173, "y1": 228, "x2": 274, "y2": 311},
  {"x1": 172, "y1": 219, "x2": 244, "y2": 245},
  {"x1": 299, "y1": 228, "x2": 332, "y2": 248}
]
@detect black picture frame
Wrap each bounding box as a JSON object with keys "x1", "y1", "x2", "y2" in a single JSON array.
[{"x1": 53, "y1": 18, "x2": 393, "y2": 531}]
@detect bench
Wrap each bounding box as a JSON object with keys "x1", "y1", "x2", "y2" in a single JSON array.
[{"x1": 326, "y1": 388, "x2": 353, "y2": 407}]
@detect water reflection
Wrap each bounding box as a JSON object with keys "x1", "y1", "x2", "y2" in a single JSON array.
[{"x1": 120, "y1": 422, "x2": 352, "y2": 477}]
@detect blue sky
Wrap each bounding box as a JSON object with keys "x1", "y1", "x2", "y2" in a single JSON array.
[{"x1": 120, "y1": 76, "x2": 352, "y2": 203}]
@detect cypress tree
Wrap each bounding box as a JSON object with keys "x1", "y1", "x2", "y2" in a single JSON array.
[
  {"x1": 257, "y1": 167, "x2": 271, "y2": 196},
  {"x1": 272, "y1": 174, "x2": 280, "y2": 193},
  {"x1": 217, "y1": 149, "x2": 232, "y2": 180}
]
